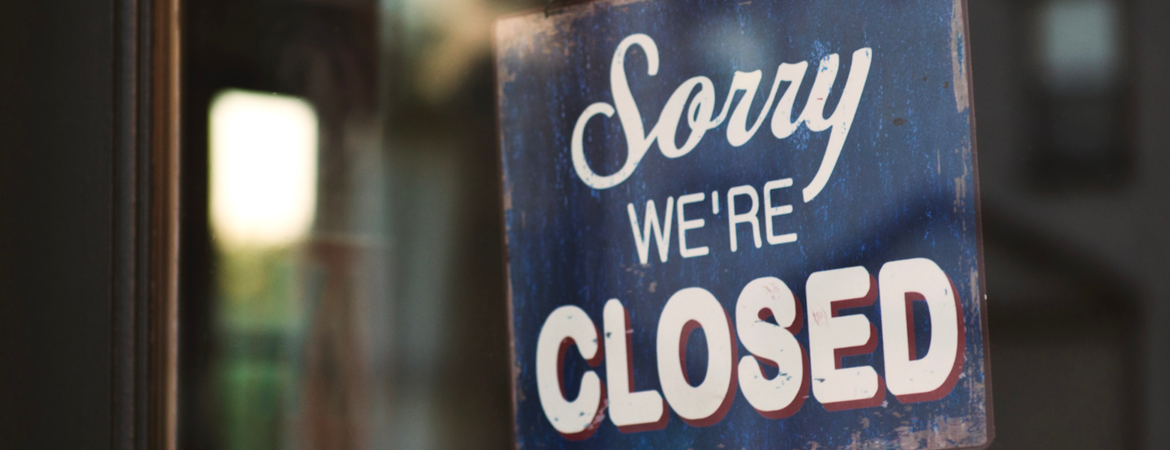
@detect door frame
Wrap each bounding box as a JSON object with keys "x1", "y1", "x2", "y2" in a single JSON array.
[{"x1": 111, "y1": 0, "x2": 182, "y2": 448}]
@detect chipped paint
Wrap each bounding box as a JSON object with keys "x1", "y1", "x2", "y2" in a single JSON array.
[
  {"x1": 949, "y1": 0, "x2": 970, "y2": 113},
  {"x1": 953, "y1": 141, "x2": 971, "y2": 216},
  {"x1": 968, "y1": 269, "x2": 979, "y2": 320},
  {"x1": 894, "y1": 415, "x2": 987, "y2": 449}
]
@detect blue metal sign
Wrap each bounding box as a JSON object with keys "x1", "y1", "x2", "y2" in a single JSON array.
[{"x1": 496, "y1": 0, "x2": 991, "y2": 448}]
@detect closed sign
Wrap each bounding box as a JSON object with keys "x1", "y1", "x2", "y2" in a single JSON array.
[{"x1": 495, "y1": 0, "x2": 992, "y2": 448}]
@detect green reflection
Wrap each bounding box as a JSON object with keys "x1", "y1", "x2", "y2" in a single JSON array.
[{"x1": 215, "y1": 246, "x2": 308, "y2": 450}]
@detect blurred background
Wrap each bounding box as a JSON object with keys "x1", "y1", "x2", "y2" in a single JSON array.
[{"x1": 176, "y1": 0, "x2": 1170, "y2": 449}]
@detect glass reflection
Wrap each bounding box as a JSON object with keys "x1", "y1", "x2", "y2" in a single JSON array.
[
  {"x1": 180, "y1": 0, "x2": 1157, "y2": 449},
  {"x1": 209, "y1": 90, "x2": 319, "y2": 450}
]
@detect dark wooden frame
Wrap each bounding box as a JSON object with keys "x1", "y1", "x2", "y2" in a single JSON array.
[
  {"x1": 0, "y1": 0, "x2": 181, "y2": 447},
  {"x1": 112, "y1": 0, "x2": 181, "y2": 448}
]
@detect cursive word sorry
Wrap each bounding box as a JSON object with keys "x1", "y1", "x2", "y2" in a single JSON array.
[{"x1": 571, "y1": 34, "x2": 873, "y2": 203}]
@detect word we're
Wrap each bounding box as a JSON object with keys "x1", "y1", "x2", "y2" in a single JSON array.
[
  {"x1": 571, "y1": 33, "x2": 872, "y2": 203},
  {"x1": 627, "y1": 178, "x2": 798, "y2": 265},
  {"x1": 535, "y1": 258, "x2": 964, "y2": 439}
]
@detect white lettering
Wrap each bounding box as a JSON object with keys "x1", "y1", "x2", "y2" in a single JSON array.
[
  {"x1": 769, "y1": 62, "x2": 811, "y2": 139},
  {"x1": 879, "y1": 258, "x2": 965, "y2": 403},
  {"x1": 535, "y1": 306, "x2": 606, "y2": 439},
  {"x1": 725, "y1": 70, "x2": 782, "y2": 147},
  {"x1": 604, "y1": 299, "x2": 669, "y2": 432},
  {"x1": 658, "y1": 77, "x2": 721, "y2": 158},
  {"x1": 532, "y1": 257, "x2": 967, "y2": 436},
  {"x1": 806, "y1": 266, "x2": 885, "y2": 411},
  {"x1": 677, "y1": 193, "x2": 708, "y2": 259},
  {"x1": 736, "y1": 277, "x2": 808, "y2": 418},
  {"x1": 799, "y1": 49, "x2": 874, "y2": 202},
  {"x1": 727, "y1": 185, "x2": 762, "y2": 252},
  {"x1": 570, "y1": 34, "x2": 873, "y2": 204},
  {"x1": 628, "y1": 198, "x2": 674, "y2": 265},
  {"x1": 656, "y1": 287, "x2": 737, "y2": 427},
  {"x1": 763, "y1": 178, "x2": 797, "y2": 245}
]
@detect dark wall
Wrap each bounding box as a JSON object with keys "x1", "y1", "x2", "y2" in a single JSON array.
[
  {"x1": 0, "y1": 1, "x2": 115, "y2": 449},
  {"x1": 969, "y1": 0, "x2": 1170, "y2": 447}
]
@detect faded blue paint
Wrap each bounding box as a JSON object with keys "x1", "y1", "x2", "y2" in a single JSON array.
[{"x1": 497, "y1": 0, "x2": 989, "y2": 448}]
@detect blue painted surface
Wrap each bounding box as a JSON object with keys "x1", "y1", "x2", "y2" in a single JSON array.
[{"x1": 496, "y1": 0, "x2": 989, "y2": 448}]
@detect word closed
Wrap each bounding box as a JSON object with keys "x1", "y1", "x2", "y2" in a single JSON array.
[{"x1": 534, "y1": 258, "x2": 964, "y2": 439}]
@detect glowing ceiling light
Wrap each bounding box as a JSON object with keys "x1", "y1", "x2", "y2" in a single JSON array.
[{"x1": 210, "y1": 89, "x2": 319, "y2": 249}]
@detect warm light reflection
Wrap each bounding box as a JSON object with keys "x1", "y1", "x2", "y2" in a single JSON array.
[{"x1": 210, "y1": 90, "x2": 319, "y2": 248}]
